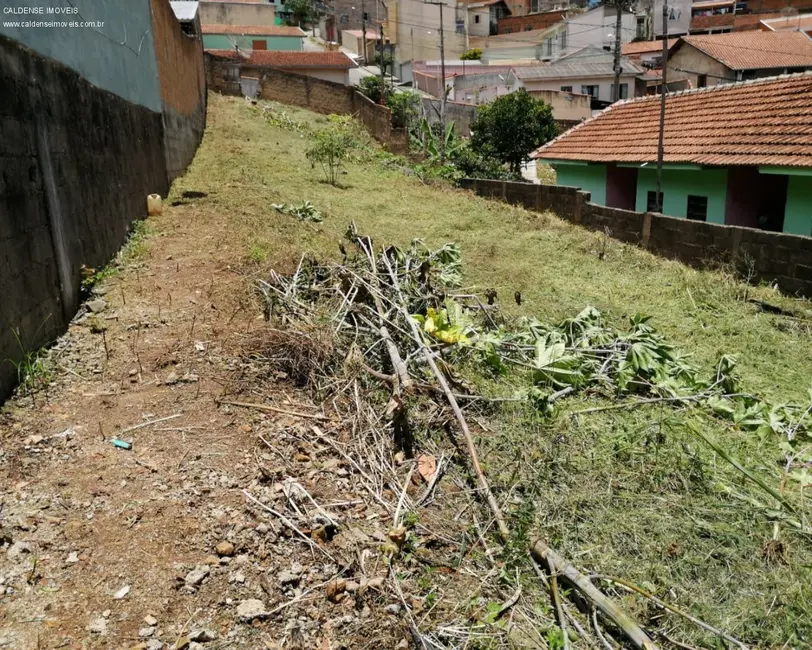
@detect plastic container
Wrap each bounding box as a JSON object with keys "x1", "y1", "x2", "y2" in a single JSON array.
[{"x1": 147, "y1": 194, "x2": 162, "y2": 216}]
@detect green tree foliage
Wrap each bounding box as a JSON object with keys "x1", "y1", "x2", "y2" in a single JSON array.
[
  {"x1": 357, "y1": 75, "x2": 387, "y2": 103},
  {"x1": 387, "y1": 91, "x2": 420, "y2": 128},
  {"x1": 460, "y1": 48, "x2": 483, "y2": 60},
  {"x1": 470, "y1": 89, "x2": 557, "y2": 173},
  {"x1": 284, "y1": 0, "x2": 314, "y2": 26},
  {"x1": 306, "y1": 120, "x2": 354, "y2": 185}
]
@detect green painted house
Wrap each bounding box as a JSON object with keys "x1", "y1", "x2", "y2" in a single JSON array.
[
  {"x1": 532, "y1": 73, "x2": 812, "y2": 237},
  {"x1": 202, "y1": 24, "x2": 305, "y2": 52}
]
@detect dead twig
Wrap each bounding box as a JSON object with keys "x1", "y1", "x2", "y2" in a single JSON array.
[
  {"x1": 218, "y1": 399, "x2": 328, "y2": 421},
  {"x1": 118, "y1": 413, "x2": 182, "y2": 435}
]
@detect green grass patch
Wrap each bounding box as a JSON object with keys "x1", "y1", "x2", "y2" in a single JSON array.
[{"x1": 172, "y1": 94, "x2": 812, "y2": 646}]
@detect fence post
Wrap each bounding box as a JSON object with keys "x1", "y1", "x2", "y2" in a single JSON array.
[
  {"x1": 642, "y1": 212, "x2": 652, "y2": 249},
  {"x1": 573, "y1": 192, "x2": 584, "y2": 224},
  {"x1": 501, "y1": 181, "x2": 507, "y2": 201}
]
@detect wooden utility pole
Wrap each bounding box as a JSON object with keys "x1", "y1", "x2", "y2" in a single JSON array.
[
  {"x1": 655, "y1": 0, "x2": 668, "y2": 212},
  {"x1": 378, "y1": 21, "x2": 385, "y2": 91},
  {"x1": 424, "y1": 1, "x2": 447, "y2": 163},
  {"x1": 361, "y1": 0, "x2": 367, "y2": 62},
  {"x1": 612, "y1": 2, "x2": 623, "y2": 102}
]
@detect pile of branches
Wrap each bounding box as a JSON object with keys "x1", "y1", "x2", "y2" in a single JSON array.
[{"x1": 256, "y1": 223, "x2": 765, "y2": 649}]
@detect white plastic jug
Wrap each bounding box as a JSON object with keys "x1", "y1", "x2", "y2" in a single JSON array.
[{"x1": 147, "y1": 194, "x2": 162, "y2": 216}]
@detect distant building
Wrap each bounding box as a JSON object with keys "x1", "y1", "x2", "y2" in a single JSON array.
[
  {"x1": 509, "y1": 47, "x2": 645, "y2": 106},
  {"x1": 341, "y1": 28, "x2": 381, "y2": 60},
  {"x1": 201, "y1": 24, "x2": 305, "y2": 51},
  {"x1": 197, "y1": 0, "x2": 279, "y2": 27},
  {"x1": 207, "y1": 49, "x2": 357, "y2": 84},
  {"x1": 758, "y1": 12, "x2": 812, "y2": 36},
  {"x1": 667, "y1": 31, "x2": 812, "y2": 88},
  {"x1": 531, "y1": 72, "x2": 812, "y2": 235}
]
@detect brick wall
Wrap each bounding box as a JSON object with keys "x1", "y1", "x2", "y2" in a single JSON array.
[
  {"x1": 150, "y1": 0, "x2": 207, "y2": 183},
  {"x1": 459, "y1": 179, "x2": 812, "y2": 297},
  {"x1": 0, "y1": 35, "x2": 169, "y2": 401},
  {"x1": 206, "y1": 55, "x2": 407, "y2": 152},
  {"x1": 498, "y1": 10, "x2": 567, "y2": 34}
]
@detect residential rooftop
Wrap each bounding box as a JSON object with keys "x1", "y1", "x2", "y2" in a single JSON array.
[
  {"x1": 532, "y1": 72, "x2": 812, "y2": 168},
  {"x1": 206, "y1": 49, "x2": 357, "y2": 68},
  {"x1": 675, "y1": 31, "x2": 812, "y2": 70},
  {"x1": 621, "y1": 38, "x2": 677, "y2": 56},
  {"x1": 512, "y1": 47, "x2": 643, "y2": 80},
  {"x1": 200, "y1": 24, "x2": 305, "y2": 36}
]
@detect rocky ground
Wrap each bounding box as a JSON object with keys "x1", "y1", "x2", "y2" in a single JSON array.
[{"x1": 0, "y1": 197, "x2": 489, "y2": 650}]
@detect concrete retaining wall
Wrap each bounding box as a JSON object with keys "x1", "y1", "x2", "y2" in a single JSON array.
[
  {"x1": 0, "y1": 35, "x2": 169, "y2": 400},
  {"x1": 206, "y1": 54, "x2": 408, "y2": 153},
  {"x1": 459, "y1": 178, "x2": 812, "y2": 297}
]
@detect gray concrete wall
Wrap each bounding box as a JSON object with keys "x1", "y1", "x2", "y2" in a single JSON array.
[
  {"x1": 0, "y1": 35, "x2": 169, "y2": 401},
  {"x1": 0, "y1": 0, "x2": 162, "y2": 111},
  {"x1": 421, "y1": 98, "x2": 477, "y2": 137},
  {"x1": 459, "y1": 178, "x2": 812, "y2": 297}
]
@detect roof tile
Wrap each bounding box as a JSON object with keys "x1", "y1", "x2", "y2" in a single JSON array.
[
  {"x1": 532, "y1": 72, "x2": 812, "y2": 168},
  {"x1": 680, "y1": 31, "x2": 812, "y2": 70},
  {"x1": 201, "y1": 23, "x2": 305, "y2": 36},
  {"x1": 206, "y1": 49, "x2": 357, "y2": 68}
]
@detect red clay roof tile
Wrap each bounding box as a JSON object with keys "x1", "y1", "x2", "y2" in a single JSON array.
[
  {"x1": 532, "y1": 72, "x2": 812, "y2": 168},
  {"x1": 201, "y1": 23, "x2": 305, "y2": 36},
  {"x1": 679, "y1": 31, "x2": 812, "y2": 70},
  {"x1": 205, "y1": 49, "x2": 356, "y2": 68}
]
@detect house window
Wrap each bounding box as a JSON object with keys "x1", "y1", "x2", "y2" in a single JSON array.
[
  {"x1": 560, "y1": 85, "x2": 573, "y2": 92},
  {"x1": 531, "y1": 0, "x2": 539, "y2": 11},
  {"x1": 363, "y1": 11, "x2": 369, "y2": 21},
  {"x1": 647, "y1": 191, "x2": 664, "y2": 212},
  {"x1": 611, "y1": 83, "x2": 628, "y2": 100},
  {"x1": 475, "y1": 14, "x2": 480, "y2": 23},
  {"x1": 560, "y1": 30, "x2": 567, "y2": 50},
  {"x1": 697, "y1": 74, "x2": 707, "y2": 88},
  {"x1": 581, "y1": 84, "x2": 599, "y2": 98},
  {"x1": 686, "y1": 195, "x2": 708, "y2": 221},
  {"x1": 546, "y1": 38, "x2": 553, "y2": 56},
  {"x1": 252, "y1": 39, "x2": 268, "y2": 50}
]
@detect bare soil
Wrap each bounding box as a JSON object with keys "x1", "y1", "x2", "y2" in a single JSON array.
[{"x1": 0, "y1": 198, "x2": 451, "y2": 649}]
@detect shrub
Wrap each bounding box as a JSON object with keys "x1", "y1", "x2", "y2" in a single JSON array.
[
  {"x1": 357, "y1": 76, "x2": 388, "y2": 104},
  {"x1": 387, "y1": 91, "x2": 420, "y2": 128},
  {"x1": 460, "y1": 48, "x2": 483, "y2": 61},
  {"x1": 306, "y1": 122, "x2": 355, "y2": 185}
]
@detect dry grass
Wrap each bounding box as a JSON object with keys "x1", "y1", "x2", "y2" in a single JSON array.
[{"x1": 166, "y1": 93, "x2": 812, "y2": 647}]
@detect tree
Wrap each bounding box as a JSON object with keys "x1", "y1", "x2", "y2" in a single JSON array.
[
  {"x1": 284, "y1": 0, "x2": 314, "y2": 27},
  {"x1": 470, "y1": 89, "x2": 557, "y2": 174},
  {"x1": 460, "y1": 48, "x2": 483, "y2": 61},
  {"x1": 306, "y1": 121, "x2": 354, "y2": 185},
  {"x1": 357, "y1": 75, "x2": 388, "y2": 104}
]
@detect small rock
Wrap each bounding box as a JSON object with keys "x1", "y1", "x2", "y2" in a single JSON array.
[
  {"x1": 66, "y1": 551, "x2": 80, "y2": 564},
  {"x1": 102, "y1": 610, "x2": 112, "y2": 619},
  {"x1": 145, "y1": 641, "x2": 164, "y2": 650},
  {"x1": 344, "y1": 581, "x2": 360, "y2": 593},
  {"x1": 215, "y1": 541, "x2": 235, "y2": 557},
  {"x1": 278, "y1": 570, "x2": 300, "y2": 586},
  {"x1": 189, "y1": 629, "x2": 217, "y2": 642},
  {"x1": 236, "y1": 599, "x2": 268, "y2": 622},
  {"x1": 188, "y1": 644, "x2": 205, "y2": 650},
  {"x1": 87, "y1": 617, "x2": 107, "y2": 634},
  {"x1": 87, "y1": 298, "x2": 107, "y2": 313},
  {"x1": 202, "y1": 555, "x2": 220, "y2": 565},
  {"x1": 229, "y1": 571, "x2": 245, "y2": 584},
  {"x1": 113, "y1": 584, "x2": 131, "y2": 600},
  {"x1": 326, "y1": 579, "x2": 347, "y2": 603},
  {"x1": 255, "y1": 523, "x2": 269, "y2": 534},
  {"x1": 144, "y1": 615, "x2": 158, "y2": 626},
  {"x1": 185, "y1": 565, "x2": 210, "y2": 587},
  {"x1": 384, "y1": 604, "x2": 401, "y2": 615},
  {"x1": 6, "y1": 541, "x2": 31, "y2": 559},
  {"x1": 139, "y1": 626, "x2": 156, "y2": 638}
]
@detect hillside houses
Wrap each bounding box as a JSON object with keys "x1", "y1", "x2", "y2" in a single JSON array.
[{"x1": 531, "y1": 72, "x2": 812, "y2": 236}]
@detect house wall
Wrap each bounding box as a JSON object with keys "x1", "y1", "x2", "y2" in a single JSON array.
[
  {"x1": 468, "y1": 8, "x2": 492, "y2": 37},
  {"x1": 0, "y1": 0, "x2": 161, "y2": 112},
  {"x1": 202, "y1": 34, "x2": 303, "y2": 51},
  {"x1": 527, "y1": 89, "x2": 591, "y2": 120},
  {"x1": 150, "y1": 0, "x2": 207, "y2": 182},
  {"x1": 198, "y1": 2, "x2": 278, "y2": 27},
  {"x1": 276, "y1": 67, "x2": 350, "y2": 84},
  {"x1": 498, "y1": 10, "x2": 567, "y2": 34},
  {"x1": 458, "y1": 178, "x2": 812, "y2": 297},
  {"x1": 635, "y1": 167, "x2": 728, "y2": 223},
  {"x1": 667, "y1": 42, "x2": 734, "y2": 87},
  {"x1": 394, "y1": 0, "x2": 467, "y2": 63},
  {"x1": 556, "y1": 164, "x2": 607, "y2": 205},
  {"x1": 566, "y1": 6, "x2": 636, "y2": 55},
  {"x1": 421, "y1": 98, "x2": 477, "y2": 136},
  {"x1": 784, "y1": 175, "x2": 812, "y2": 237},
  {"x1": 518, "y1": 73, "x2": 639, "y2": 102},
  {"x1": 0, "y1": 34, "x2": 169, "y2": 401}
]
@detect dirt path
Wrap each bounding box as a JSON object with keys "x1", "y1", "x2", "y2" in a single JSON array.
[{"x1": 0, "y1": 193, "x2": 398, "y2": 649}]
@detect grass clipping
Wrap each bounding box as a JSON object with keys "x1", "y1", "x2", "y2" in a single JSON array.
[{"x1": 253, "y1": 223, "x2": 809, "y2": 649}]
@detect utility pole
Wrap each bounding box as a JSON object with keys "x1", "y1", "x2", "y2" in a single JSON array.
[
  {"x1": 612, "y1": 1, "x2": 623, "y2": 102},
  {"x1": 361, "y1": 0, "x2": 367, "y2": 63},
  {"x1": 655, "y1": 0, "x2": 668, "y2": 213},
  {"x1": 379, "y1": 21, "x2": 386, "y2": 92},
  {"x1": 424, "y1": 1, "x2": 447, "y2": 163}
]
